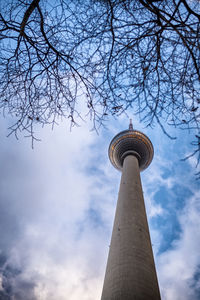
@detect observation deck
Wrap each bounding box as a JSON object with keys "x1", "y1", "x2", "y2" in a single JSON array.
[{"x1": 108, "y1": 121, "x2": 154, "y2": 171}]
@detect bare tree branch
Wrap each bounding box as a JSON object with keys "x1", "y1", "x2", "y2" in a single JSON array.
[{"x1": 0, "y1": 0, "x2": 199, "y2": 173}]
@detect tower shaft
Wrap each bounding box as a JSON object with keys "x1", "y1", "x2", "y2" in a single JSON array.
[{"x1": 101, "y1": 155, "x2": 161, "y2": 300}]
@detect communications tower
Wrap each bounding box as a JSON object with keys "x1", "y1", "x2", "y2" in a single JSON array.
[{"x1": 101, "y1": 121, "x2": 161, "y2": 300}]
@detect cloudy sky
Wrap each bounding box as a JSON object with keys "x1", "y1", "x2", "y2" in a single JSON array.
[{"x1": 0, "y1": 111, "x2": 200, "y2": 300}]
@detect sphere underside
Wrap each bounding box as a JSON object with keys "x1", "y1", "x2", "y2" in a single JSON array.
[{"x1": 109, "y1": 130, "x2": 154, "y2": 171}]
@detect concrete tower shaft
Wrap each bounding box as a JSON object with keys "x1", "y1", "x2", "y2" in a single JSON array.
[{"x1": 101, "y1": 125, "x2": 160, "y2": 300}]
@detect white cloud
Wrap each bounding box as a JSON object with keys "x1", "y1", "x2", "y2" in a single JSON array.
[
  {"x1": 0, "y1": 117, "x2": 108, "y2": 299},
  {"x1": 157, "y1": 190, "x2": 200, "y2": 300},
  {"x1": 0, "y1": 114, "x2": 199, "y2": 300},
  {"x1": 0, "y1": 275, "x2": 3, "y2": 291}
]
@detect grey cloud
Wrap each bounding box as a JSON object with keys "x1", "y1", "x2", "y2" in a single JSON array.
[
  {"x1": 0, "y1": 115, "x2": 199, "y2": 300},
  {"x1": 0, "y1": 118, "x2": 109, "y2": 299},
  {"x1": 0, "y1": 253, "x2": 37, "y2": 300}
]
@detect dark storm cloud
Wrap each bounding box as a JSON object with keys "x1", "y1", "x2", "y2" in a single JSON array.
[
  {"x1": 0, "y1": 259, "x2": 37, "y2": 300},
  {"x1": 190, "y1": 265, "x2": 200, "y2": 300}
]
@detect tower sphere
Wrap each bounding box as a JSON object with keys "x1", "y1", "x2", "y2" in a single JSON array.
[{"x1": 108, "y1": 126, "x2": 154, "y2": 172}]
